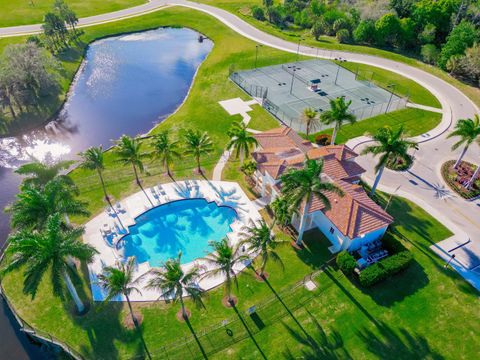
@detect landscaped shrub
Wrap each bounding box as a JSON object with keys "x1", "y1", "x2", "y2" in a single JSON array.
[
  {"x1": 359, "y1": 250, "x2": 413, "y2": 287},
  {"x1": 336, "y1": 251, "x2": 356, "y2": 275},
  {"x1": 241, "y1": 159, "x2": 257, "y2": 176},
  {"x1": 358, "y1": 263, "x2": 385, "y2": 287},
  {"x1": 314, "y1": 133, "x2": 332, "y2": 146},
  {"x1": 382, "y1": 232, "x2": 407, "y2": 254},
  {"x1": 381, "y1": 251, "x2": 413, "y2": 275},
  {"x1": 251, "y1": 6, "x2": 265, "y2": 21}
]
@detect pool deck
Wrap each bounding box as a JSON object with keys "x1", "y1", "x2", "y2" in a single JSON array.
[{"x1": 83, "y1": 180, "x2": 263, "y2": 302}]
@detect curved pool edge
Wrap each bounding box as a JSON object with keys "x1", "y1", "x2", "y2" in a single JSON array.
[{"x1": 83, "y1": 180, "x2": 263, "y2": 302}]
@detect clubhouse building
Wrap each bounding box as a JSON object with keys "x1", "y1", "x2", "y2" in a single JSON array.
[{"x1": 252, "y1": 127, "x2": 393, "y2": 253}]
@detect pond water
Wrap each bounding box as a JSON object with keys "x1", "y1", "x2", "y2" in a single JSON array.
[{"x1": 0, "y1": 27, "x2": 212, "y2": 358}]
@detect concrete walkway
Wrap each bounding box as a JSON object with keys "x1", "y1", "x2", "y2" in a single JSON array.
[
  {"x1": 213, "y1": 98, "x2": 255, "y2": 181},
  {"x1": 2, "y1": 1, "x2": 479, "y2": 286}
]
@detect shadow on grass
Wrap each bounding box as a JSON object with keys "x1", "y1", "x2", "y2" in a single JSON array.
[
  {"x1": 231, "y1": 303, "x2": 267, "y2": 360},
  {"x1": 357, "y1": 259, "x2": 430, "y2": 307},
  {"x1": 185, "y1": 316, "x2": 209, "y2": 360},
  {"x1": 295, "y1": 229, "x2": 334, "y2": 269},
  {"x1": 281, "y1": 311, "x2": 351, "y2": 360},
  {"x1": 67, "y1": 261, "x2": 145, "y2": 359},
  {"x1": 357, "y1": 321, "x2": 444, "y2": 360}
]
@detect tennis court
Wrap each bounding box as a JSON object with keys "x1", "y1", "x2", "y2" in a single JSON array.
[{"x1": 230, "y1": 59, "x2": 407, "y2": 133}]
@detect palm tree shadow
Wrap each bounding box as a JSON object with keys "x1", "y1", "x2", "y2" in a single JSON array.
[
  {"x1": 356, "y1": 321, "x2": 444, "y2": 360},
  {"x1": 281, "y1": 314, "x2": 351, "y2": 360},
  {"x1": 68, "y1": 262, "x2": 142, "y2": 358}
]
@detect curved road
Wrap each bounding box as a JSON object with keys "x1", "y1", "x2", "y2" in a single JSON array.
[{"x1": 0, "y1": 1, "x2": 479, "y2": 280}]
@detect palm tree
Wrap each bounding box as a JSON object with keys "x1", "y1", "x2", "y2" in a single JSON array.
[
  {"x1": 2, "y1": 214, "x2": 97, "y2": 313},
  {"x1": 320, "y1": 97, "x2": 356, "y2": 145},
  {"x1": 240, "y1": 220, "x2": 284, "y2": 278},
  {"x1": 183, "y1": 129, "x2": 214, "y2": 174},
  {"x1": 150, "y1": 130, "x2": 181, "y2": 177},
  {"x1": 6, "y1": 178, "x2": 89, "y2": 231},
  {"x1": 114, "y1": 135, "x2": 148, "y2": 186},
  {"x1": 302, "y1": 107, "x2": 320, "y2": 136},
  {"x1": 97, "y1": 257, "x2": 152, "y2": 360},
  {"x1": 270, "y1": 196, "x2": 294, "y2": 229},
  {"x1": 227, "y1": 121, "x2": 258, "y2": 165},
  {"x1": 362, "y1": 126, "x2": 418, "y2": 195},
  {"x1": 15, "y1": 159, "x2": 74, "y2": 189},
  {"x1": 79, "y1": 146, "x2": 110, "y2": 203},
  {"x1": 281, "y1": 159, "x2": 344, "y2": 245},
  {"x1": 447, "y1": 115, "x2": 480, "y2": 169},
  {"x1": 146, "y1": 252, "x2": 204, "y2": 319},
  {"x1": 201, "y1": 239, "x2": 248, "y2": 305}
]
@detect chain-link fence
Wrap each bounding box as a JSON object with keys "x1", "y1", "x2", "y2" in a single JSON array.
[{"x1": 230, "y1": 59, "x2": 408, "y2": 134}]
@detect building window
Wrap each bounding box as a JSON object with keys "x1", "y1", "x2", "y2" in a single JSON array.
[{"x1": 329, "y1": 227, "x2": 335, "y2": 234}]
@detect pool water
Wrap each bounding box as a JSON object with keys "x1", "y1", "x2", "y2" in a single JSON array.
[{"x1": 122, "y1": 199, "x2": 237, "y2": 266}]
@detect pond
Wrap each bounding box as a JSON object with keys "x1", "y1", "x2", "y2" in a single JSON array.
[{"x1": 0, "y1": 27, "x2": 212, "y2": 358}]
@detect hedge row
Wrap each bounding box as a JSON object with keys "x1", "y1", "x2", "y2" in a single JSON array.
[
  {"x1": 359, "y1": 251, "x2": 413, "y2": 287},
  {"x1": 336, "y1": 251, "x2": 356, "y2": 275}
]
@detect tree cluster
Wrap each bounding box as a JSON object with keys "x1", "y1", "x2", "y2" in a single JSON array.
[
  {"x1": 0, "y1": 42, "x2": 60, "y2": 123},
  {"x1": 250, "y1": 0, "x2": 480, "y2": 85},
  {"x1": 41, "y1": 0, "x2": 79, "y2": 53}
]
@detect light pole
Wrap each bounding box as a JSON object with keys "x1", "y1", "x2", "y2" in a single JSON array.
[
  {"x1": 296, "y1": 38, "x2": 304, "y2": 61},
  {"x1": 444, "y1": 254, "x2": 456, "y2": 268},
  {"x1": 289, "y1": 65, "x2": 297, "y2": 94},
  {"x1": 255, "y1": 44, "x2": 262, "y2": 69},
  {"x1": 385, "y1": 84, "x2": 396, "y2": 114},
  {"x1": 334, "y1": 64, "x2": 340, "y2": 85}
]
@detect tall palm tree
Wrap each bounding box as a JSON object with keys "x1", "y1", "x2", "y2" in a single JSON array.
[
  {"x1": 150, "y1": 130, "x2": 181, "y2": 177},
  {"x1": 240, "y1": 220, "x2": 284, "y2": 277},
  {"x1": 15, "y1": 159, "x2": 75, "y2": 189},
  {"x1": 447, "y1": 115, "x2": 480, "y2": 169},
  {"x1": 201, "y1": 239, "x2": 248, "y2": 305},
  {"x1": 6, "y1": 178, "x2": 89, "y2": 231},
  {"x1": 2, "y1": 214, "x2": 97, "y2": 313},
  {"x1": 320, "y1": 97, "x2": 356, "y2": 145},
  {"x1": 227, "y1": 121, "x2": 258, "y2": 165},
  {"x1": 114, "y1": 135, "x2": 148, "y2": 186},
  {"x1": 183, "y1": 129, "x2": 214, "y2": 174},
  {"x1": 97, "y1": 257, "x2": 152, "y2": 360},
  {"x1": 146, "y1": 252, "x2": 204, "y2": 319},
  {"x1": 78, "y1": 146, "x2": 110, "y2": 203},
  {"x1": 302, "y1": 107, "x2": 320, "y2": 137},
  {"x1": 270, "y1": 196, "x2": 294, "y2": 229},
  {"x1": 362, "y1": 126, "x2": 418, "y2": 195},
  {"x1": 281, "y1": 159, "x2": 344, "y2": 245}
]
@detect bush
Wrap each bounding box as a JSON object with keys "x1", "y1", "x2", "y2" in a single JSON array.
[
  {"x1": 382, "y1": 232, "x2": 407, "y2": 254},
  {"x1": 421, "y1": 44, "x2": 440, "y2": 64},
  {"x1": 336, "y1": 29, "x2": 351, "y2": 44},
  {"x1": 314, "y1": 133, "x2": 332, "y2": 146},
  {"x1": 353, "y1": 20, "x2": 376, "y2": 44},
  {"x1": 241, "y1": 159, "x2": 257, "y2": 176},
  {"x1": 359, "y1": 250, "x2": 413, "y2": 287},
  {"x1": 251, "y1": 6, "x2": 265, "y2": 21},
  {"x1": 358, "y1": 263, "x2": 385, "y2": 287},
  {"x1": 336, "y1": 251, "x2": 356, "y2": 275}
]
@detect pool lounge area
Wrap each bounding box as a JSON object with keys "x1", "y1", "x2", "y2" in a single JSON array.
[{"x1": 83, "y1": 180, "x2": 263, "y2": 302}]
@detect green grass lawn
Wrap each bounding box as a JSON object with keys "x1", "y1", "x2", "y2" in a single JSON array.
[
  {"x1": 307, "y1": 108, "x2": 442, "y2": 144},
  {"x1": 0, "y1": 0, "x2": 146, "y2": 27},
  {"x1": 2, "y1": 6, "x2": 478, "y2": 360},
  {"x1": 197, "y1": 0, "x2": 480, "y2": 109}
]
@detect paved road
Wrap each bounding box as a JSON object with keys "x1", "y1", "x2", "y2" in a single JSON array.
[{"x1": 1, "y1": 0, "x2": 479, "y2": 284}]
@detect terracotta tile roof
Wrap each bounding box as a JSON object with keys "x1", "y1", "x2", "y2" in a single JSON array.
[
  {"x1": 307, "y1": 180, "x2": 393, "y2": 239},
  {"x1": 254, "y1": 127, "x2": 312, "y2": 153},
  {"x1": 253, "y1": 127, "x2": 364, "y2": 181}
]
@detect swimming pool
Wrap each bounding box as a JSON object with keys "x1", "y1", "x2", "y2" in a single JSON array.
[{"x1": 121, "y1": 199, "x2": 237, "y2": 266}]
